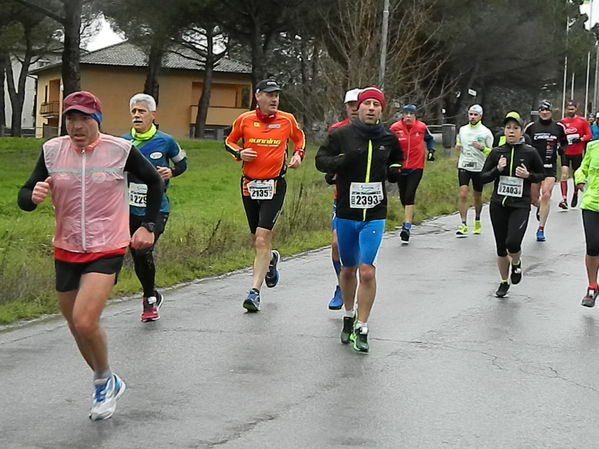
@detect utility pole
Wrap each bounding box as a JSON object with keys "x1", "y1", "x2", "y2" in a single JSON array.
[{"x1": 378, "y1": 0, "x2": 390, "y2": 90}]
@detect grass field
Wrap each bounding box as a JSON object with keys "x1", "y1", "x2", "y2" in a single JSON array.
[{"x1": 0, "y1": 137, "x2": 471, "y2": 324}]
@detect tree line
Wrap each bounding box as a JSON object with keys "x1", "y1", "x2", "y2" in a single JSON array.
[{"x1": 0, "y1": 0, "x2": 594, "y2": 137}]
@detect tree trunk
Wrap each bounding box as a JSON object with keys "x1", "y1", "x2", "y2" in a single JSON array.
[
  {"x1": 8, "y1": 26, "x2": 34, "y2": 137},
  {"x1": 61, "y1": 0, "x2": 82, "y2": 96},
  {"x1": 0, "y1": 53, "x2": 7, "y2": 135},
  {"x1": 144, "y1": 42, "x2": 163, "y2": 105},
  {"x1": 195, "y1": 28, "x2": 216, "y2": 139}
]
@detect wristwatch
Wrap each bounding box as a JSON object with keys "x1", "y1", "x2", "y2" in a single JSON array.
[{"x1": 140, "y1": 222, "x2": 156, "y2": 233}]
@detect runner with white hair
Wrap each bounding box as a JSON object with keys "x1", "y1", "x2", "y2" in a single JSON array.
[
  {"x1": 122, "y1": 93, "x2": 188, "y2": 322},
  {"x1": 455, "y1": 104, "x2": 494, "y2": 236}
]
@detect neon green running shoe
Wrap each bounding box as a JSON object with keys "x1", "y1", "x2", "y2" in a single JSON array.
[
  {"x1": 473, "y1": 221, "x2": 482, "y2": 235},
  {"x1": 352, "y1": 327, "x2": 369, "y2": 353},
  {"x1": 456, "y1": 223, "x2": 468, "y2": 237}
]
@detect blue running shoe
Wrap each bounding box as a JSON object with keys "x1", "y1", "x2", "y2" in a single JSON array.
[
  {"x1": 536, "y1": 228, "x2": 545, "y2": 242},
  {"x1": 265, "y1": 250, "x2": 280, "y2": 288},
  {"x1": 328, "y1": 285, "x2": 343, "y2": 310},
  {"x1": 243, "y1": 288, "x2": 261, "y2": 312},
  {"x1": 89, "y1": 373, "x2": 126, "y2": 421}
]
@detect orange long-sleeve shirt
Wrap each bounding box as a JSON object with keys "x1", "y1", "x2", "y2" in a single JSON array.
[{"x1": 225, "y1": 110, "x2": 305, "y2": 180}]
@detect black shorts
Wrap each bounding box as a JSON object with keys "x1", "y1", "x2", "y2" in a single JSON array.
[
  {"x1": 55, "y1": 255, "x2": 124, "y2": 292},
  {"x1": 458, "y1": 169, "x2": 483, "y2": 192},
  {"x1": 561, "y1": 154, "x2": 583, "y2": 170},
  {"x1": 541, "y1": 165, "x2": 557, "y2": 179},
  {"x1": 241, "y1": 177, "x2": 286, "y2": 234}
]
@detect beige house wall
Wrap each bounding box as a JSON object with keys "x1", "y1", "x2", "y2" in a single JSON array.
[{"x1": 35, "y1": 66, "x2": 252, "y2": 139}]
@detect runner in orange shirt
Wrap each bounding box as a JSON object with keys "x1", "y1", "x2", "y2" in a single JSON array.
[{"x1": 225, "y1": 79, "x2": 305, "y2": 312}]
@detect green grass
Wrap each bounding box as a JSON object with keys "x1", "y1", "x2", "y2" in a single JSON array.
[{"x1": 0, "y1": 137, "x2": 470, "y2": 324}]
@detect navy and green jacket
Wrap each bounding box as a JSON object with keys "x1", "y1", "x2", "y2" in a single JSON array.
[{"x1": 122, "y1": 129, "x2": 187, "y2": 216}]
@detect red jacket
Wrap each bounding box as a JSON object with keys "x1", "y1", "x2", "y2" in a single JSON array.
[
  {"x1": 390, "y1": 119, "x2": 428, "y2": 170},
  {"x1": 561, "y1": 115, "x2": 592, "y2": 156}
]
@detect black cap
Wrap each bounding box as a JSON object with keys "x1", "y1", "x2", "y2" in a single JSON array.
[
  {"x1": 538, "y1": 100, "x2": 552, "y2": 111},
  {"x1": 566, "y1": 100, "x2": 577, "y2": 107},
  {"x1": 255, "y1": 79, "x2": 282, "y2": 93}
]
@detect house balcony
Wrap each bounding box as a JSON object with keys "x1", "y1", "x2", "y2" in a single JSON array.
[{"x1": 40, "y1": 101, "x2": 60, "y2": 117}]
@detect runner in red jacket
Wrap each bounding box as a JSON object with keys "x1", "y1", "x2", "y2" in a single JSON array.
[
  {"x1": 559, "y1": 100, "x2": 592, "y2": 209},
  {"x1": 390, "y1": 104, "x2": 434, "y2": 243}
]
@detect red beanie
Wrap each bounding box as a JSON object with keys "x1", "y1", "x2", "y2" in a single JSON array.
[{"x1": 357, "y1": 87, "x2": 385, "y2": 110}]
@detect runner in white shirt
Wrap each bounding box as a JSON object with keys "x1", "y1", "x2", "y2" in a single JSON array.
[{"x1": 455, "y1": 104, "x2": 494, "y2": 236}]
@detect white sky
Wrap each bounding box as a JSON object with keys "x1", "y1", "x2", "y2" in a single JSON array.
[{"x1": 86, "y1": 17, "x2": 124, "y2": 51}]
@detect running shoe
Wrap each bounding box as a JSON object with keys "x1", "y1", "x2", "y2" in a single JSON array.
[
  {"x1": 351, "y1": 326, "x2": 369, "y2": 353},
  {"x1": 340, "y1": 316, "x2": 354, "y2": 344},
  {"x1": 89, "y1": 373, "x2": 126, "y2": 421},
  {"x1": 495, "y1": 281, "x2": 510, "y2": 298},
  {"x1": 571, "y1": 193, "x2": 578, "y2": 208},
  {"x1": 558, "y1": 199, "x2": 568, "y2": 210},
  {"x1": 328, "y1": 285, "x2": 343, "y2": 310},
  {"x1": 510, "y1": 261, "x2": 522, "y2": 285},
  {"x1": 582, "y1": 287, "x2": 598, "y2": 308},
  {"x1": 456, "y1": 223, "x2": 468, "y2": 237},
  {"x1": 243, "y1": 288, "x2": 260, "y2": 312},
  {"x1": 536, "y1": 228, "x2": 545, "y2": 242},
  {"x1": 400, "y1": 226, "x2": 410, "y2": 243},
  {"x1": 264, "y1": 250, "x2": 280, "y2": 288},
  {"x1": 141, "y1": 292, "x2": 163, "y2": 322},
  {"x1": 473, "y1": 221, "x2": 482, "y2": 235}
]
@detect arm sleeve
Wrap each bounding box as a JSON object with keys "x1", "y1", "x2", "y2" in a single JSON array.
[
  {"x1": 315, "y1": 132, "x2": 345, "y2": 173},
  {"x1": 424, "y1": 126, "x2": 434, "y2": 151},
  {"x1": 224, "y1": 116, "x2": 244, "y2": 160},
  {"x1": 125, "y1": 146, "x2": 164, "y2": 223},
  {"x1": 168, "y1": 141, "x2": 187, "y2": 177},
  {"x1": 17, "y1": 149, "x2": 48, "y2": 211},
  {"x1": 479, "y1": 150, "x2": 500, "y2": 184}
]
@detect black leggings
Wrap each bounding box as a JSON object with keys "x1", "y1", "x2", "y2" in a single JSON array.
[
  {"x1": 489, "y1": 203, "x2": 529, "y2": 257},
  {"x1": 398, "y1": 169, "x2": 423, "y2": 206},
  {"x1": 583, "y1": 209, "x2": 599, "y2": 257},
  {"x1": 129, "y1": 213, "x2": 169, "y2": 297}
]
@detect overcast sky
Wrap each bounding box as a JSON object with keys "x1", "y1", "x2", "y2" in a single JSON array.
[{"x1": 86, "y1": 17, "x2": 123, "y2": 51}]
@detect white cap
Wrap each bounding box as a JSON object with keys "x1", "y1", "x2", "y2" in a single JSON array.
[
  {"x1": 344, "y1": 88, "x2": 361, "y2": 104},
  {"x1": 469, "y1": 104, "x2": 483, "y2": 115}
]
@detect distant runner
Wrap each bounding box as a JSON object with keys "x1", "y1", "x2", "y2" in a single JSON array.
[
  {"x1": 122, "y1": 93, "x2": 188, "y2": 322},
  {"x1": 523, "y1": 100, "x2": 566, "y2": 242},
  {"x1": 390, "y1": 104, "x2": 434, "y2": 243},
  {"x1": 225, "y1": 79, "x2": 305, "y2": 312},
  {"x1": 455, "y1": 104, "x2": 493, "y2": 237},
  {"x1": 326, "y1": 88, "x2": 361, "y2": 310}
]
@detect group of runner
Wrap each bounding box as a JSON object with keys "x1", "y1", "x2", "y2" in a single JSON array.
[{"x1": 16, "y1": 81, "x2": 599, "y2": 420}]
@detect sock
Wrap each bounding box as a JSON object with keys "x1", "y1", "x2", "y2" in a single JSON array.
[
  {"x1": 500, "y1": 279, "x2": 508, "y2": 284},
  {"x1": 94, "y1": 368, "x2": 112, "y2": 382},
  {"x1": 475, "y1": 216, "x2": 480, "y2": 221},
  {"x1": 251, "y1": 287, "x2": 260, "y2": 294},
  {"x1": 561, "y1": 181, "x2": 567, "y2": 198},
  {"x1": 344, "y1": 309, "x2": 354, "y2": 317},
  {"x1": 590, "y1": 283, "x2": 598, "y2": 290},
  {"x1": 403, "y1": 222, "x2": 412, "y2": 230},
  {"x1": 332, "y1": 259, "x2": 341, "y2": 277},
  {"x1": 538, "y1": 226, "x2": 544, "y2": 231},
  {"x1": 462, "y1": 221, "x2": 467, "y2": 225},
  {"x1": 355, "y1": 321, "x2": 367, "y2": 333}
]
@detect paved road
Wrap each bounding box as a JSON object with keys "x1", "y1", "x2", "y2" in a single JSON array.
[{"x1": 2, "y1": 203, "x2": 599, "y2": 449}]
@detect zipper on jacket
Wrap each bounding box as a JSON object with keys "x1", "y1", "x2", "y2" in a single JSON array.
[
  {"x1": 363, "y1": 140, "x2": 373, "y2": 221},
  {"x1": 81, "y1": 148, "x2": 87, "y2": 251},
  {"x1": 501, "y1": 145, "x2": 515, "y2": 207}
]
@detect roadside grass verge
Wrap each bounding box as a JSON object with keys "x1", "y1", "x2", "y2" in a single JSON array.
[{"x1": 0, "y1": 137, "x2": 473, "y2": 324}]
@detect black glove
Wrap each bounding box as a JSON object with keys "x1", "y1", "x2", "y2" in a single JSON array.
[
  {"x1": 427, "y1": 151, "x2": 435, "y2": 162},
  {"x1": 558, "y1": 146, "x2": 564, "y2": 156},
  {"x1": 571, "y1": 137, "x2": 581, "y2": 144},
  {"x1": 387, "y1": 165, "x2": 402, "y2": 183},
  {"x1": 324, "y1": 173, "x2": 336, "y2": 185}
]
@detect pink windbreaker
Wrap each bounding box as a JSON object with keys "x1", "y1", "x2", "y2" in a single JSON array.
[{"x1": 43, "y1": 133, "x2": 131, "y2": 253}]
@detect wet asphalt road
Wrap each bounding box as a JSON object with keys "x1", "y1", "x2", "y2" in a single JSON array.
[{"x1": 1, "y1": 203, "x2": 599, "y2": 449}]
